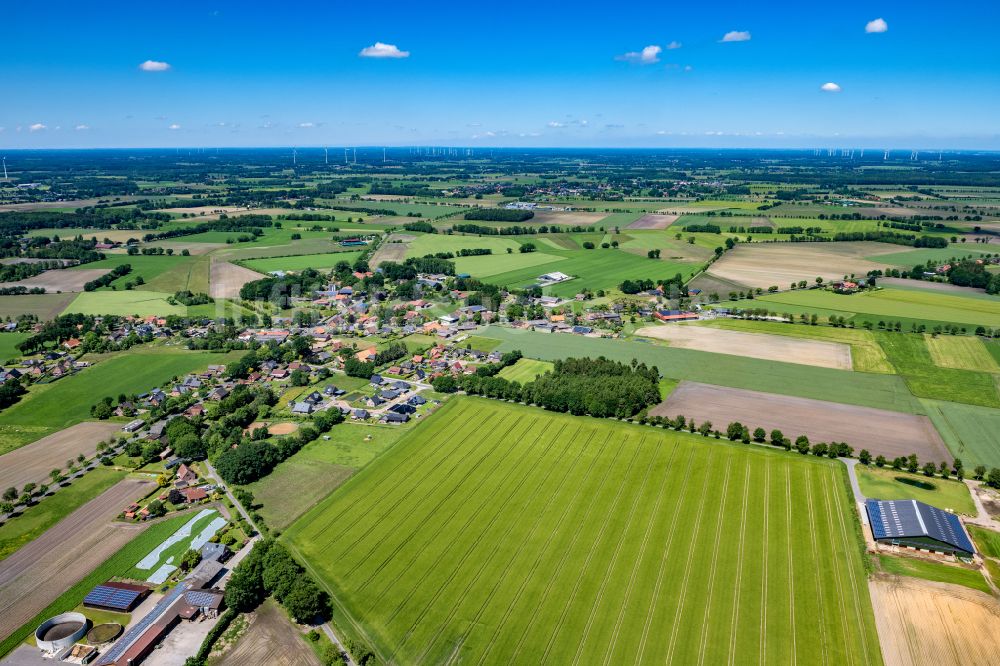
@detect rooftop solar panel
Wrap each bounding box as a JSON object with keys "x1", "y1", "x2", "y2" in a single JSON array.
[
  {"x1": 865, "y1": 499, "x2": 974, "y2": 554},
  {"x1": 84, "y1": 585, "x2": 143, "y2": 610}
]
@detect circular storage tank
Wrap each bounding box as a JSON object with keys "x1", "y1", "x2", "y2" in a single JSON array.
[{"x1": 34, "y1": 612, "x2": 88, "y2": 652}]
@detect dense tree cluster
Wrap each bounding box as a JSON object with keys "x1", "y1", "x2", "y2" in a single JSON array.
[
  {"x1": 224, "y1": 539, "x2": 328, "y2": 624},
  {"x1": 463, "y1": 208, "x2": 534, "y2": 222},
  {"x1": 84, "y1": 263, "x2": 131, "y2": 291}
]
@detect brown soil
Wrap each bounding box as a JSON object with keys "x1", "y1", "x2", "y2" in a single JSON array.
[
  {"x1": 635, "y1": 324, "x2": 853, "y2": 369},
  {"x1": 626, "y1": 214, "x2": 679, "y2": 230},
  {"x1": 216, "y1": 599, "x2": 322, "y2": 666},
  {"x1": 651, "y1": 382, "x2": 952, "y2": 462},
  {"x1": 267, "y1": 422, "x2": 299, "y2": 436},
  {"x1": 869, "y1": 574, "x2": 1000, "y2": 665},
  {"x1": 0, "y1": 477, "x2": 154, "y2": 642},
  {"x1": 531, "y1": 211, "x2": 607, "y2": 226},
  {"x1": 708, "y1": 241, "x2": 904, "y2": 289},
  {"x1": 878, "y1": 277, "x2": 988, "y2": 295},
  {"x1": 210, "y1": 259, "x2": 263, "y2": 299},
  {"x1": 10, "y1": 268, "x2": 111, "y2": 293},
  {"x1": 0, "y1": 421, "x2": 122, "y2": 492},
  {"x1": 370, "y1": 239, "x2": 408, "y2": 267}
]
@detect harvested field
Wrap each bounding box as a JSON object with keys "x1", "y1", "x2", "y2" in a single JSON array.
[
  {"x1": 0, "y1": 421, "x2": 121, "y2": 491},
  {"x1": 209, "y1": 259, "x2": 261, "y2": 298},
  {"x1": 369, "y1": 238, "x2": 408, "y2": 267},
  {"x1": 651, "y1": 382, "x2": 951, "y2": 462},
  {"x1": 0, "y1": 293, "x2": 76, "y2": 326},
  {"x1": 268, "y1": 422, "x2": 299, "y2": 436},
  {"x1": 878, "y1": 277, "x2": 988, "y2": 295},
  {"x1": 0, "y1": 477, "x2": 153, "y2": 643},
  {"x1": 869, "y1": 574, "x2": 1000, "y2": 666},
  {"x1": 708, "y1": 242, "x2": 903, "y2": 289},
  {"x1": 626, "y1": 213, "x2": 679, "y2": 230},
  {"x1": 635, "y1": 323, "x2": 853, "y2": 370},
  {"x1": 216, "y1": 599, "x2": 321, "y2": 666},
  {"x1": 687, "y1": 272, "x2": 747, "y2": 300},
  {"x1": 8, "y1": 268, "x2": 110, "y2": 293}
]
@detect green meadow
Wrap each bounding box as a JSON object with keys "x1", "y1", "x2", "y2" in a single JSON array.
[
  {"x1": 239, "y1": 250, "x2": 362, "y2": 274},
  {"x1": 285, "y1": 398, "x2": 881, "y2": 665},
  {"x1": 855, "y1": 465, "x2": 975, "y2": 515}
]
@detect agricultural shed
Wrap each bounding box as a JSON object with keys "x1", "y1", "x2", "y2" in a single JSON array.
[{"x1": 866, "y1": 499, "x2": 975, "y2": 556}]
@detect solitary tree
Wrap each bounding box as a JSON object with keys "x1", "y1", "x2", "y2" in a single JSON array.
[{"x1": 858, "y1": 449, "x2": 872, "y2": 465}]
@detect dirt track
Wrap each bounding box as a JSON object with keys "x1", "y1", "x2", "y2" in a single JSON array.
[
  {"x1": 0, "y1": 477, "x2": 153, "y2": 641},
  {"x1": 635, "y1": 324, "x2": 852, "y2": 369},
  {"x1": 651, "y1": 382, "x2": 952, "y2": 462},
  {"x1": 626, "y1": 214, "x2": 679, "y2": 230},
  {"x1": 0, "y1": 421, "x2": 121, "y2": 492},
  {"x1": 210, "y1": 259, "x2": 263, "y2": 299},
  {"x1": 216, "y1": 599, "x2": 321, "y2": 666},
  {"x1": 869, "y1": 574, "x2": 1000, "y2": 666}
]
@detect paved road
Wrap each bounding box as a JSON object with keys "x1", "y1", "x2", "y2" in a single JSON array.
[
  {"x1": 841, "y1": 458, "x2": 867, "y2": 506},
  {"x1": 320, "y1": 622, "x2": 357, "y2": 666},
  {"x1": 201, "y1": 459, "x2": 259, "y2": 535}
]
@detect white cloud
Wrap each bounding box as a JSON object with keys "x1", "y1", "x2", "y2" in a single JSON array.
[
  {"x1": 29, "y1": 123, "x2": 47, "y2": 132},
  {"x1": 168, "y1": 123, "x2": 181, "y2": 130},
  {"x1": 666, "y1": 41, "x2": 682, "y2": 50},
  {"x1": 720, "y1": 30, "x2": 751, "y2": 42},
  {"x1": 298, "y1": 122, "x2": 316, "y2": 128},
  {"x1": 547, "y1": 121, "x2": 566, "y2": 128},
  {"x1": 359, "y1": 42, "x2": 409, "y2": 58},
  {"x1": 74, "y1": 124, "x2": 89, "y2": 131},
  {"x1": 139, "y1": 60, "x2": 171, "y2": 72},
  {"x1": 684, "y1": 65, "x2": 693, "y2": 72},
  {"x1": 820, "y1": 82, "x2": 842, "y2": 92},
  {"x1": 865, "y1": 18, "x2": 888, "y2": 33},
  {"x1": 616, "y1": 45, "x2": 662, "y2": 64}
]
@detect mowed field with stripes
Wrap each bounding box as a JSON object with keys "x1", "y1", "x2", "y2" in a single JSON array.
[{"x1": 285, "y1": 398, "x2": 882, "y2": 665}]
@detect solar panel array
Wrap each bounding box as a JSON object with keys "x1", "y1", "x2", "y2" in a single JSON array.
[
  {"x1": 96, "y1": 583, "x2": 189, "y2": 665},
  {"x1": 865, "y1": 499, "x2": 975, "y2": 554},
  {"x1": 83, "y1": 585, "x2": 142, "y2": 611},
  {"x1": 184, "y1": 590, "x2": 219, "y2": 607}
]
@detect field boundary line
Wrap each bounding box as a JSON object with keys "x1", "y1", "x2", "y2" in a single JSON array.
[
  {"x1": 312, "y1": 401, "x2": 480, "y2": 542},
  {"x1": 601, "y1": 440, "x2": 682, "y2": 666},
  {"x1": 759, "y1": 463, "x2": 770, "y2": 665},
  {"x1": 727, "y1": 459, "x2": 753, "y2": 666},
  {"x1": 539, "y1": 434, "x2": 645, "y2": 664},
  {"x1": 571, "y1": 435, "x2": 657, "y2": 666},
  {"x1": 696, "y1": 455, "x2": 735, "y2": 666},
  {"x1": 786, "y1": 463, "x2": 796, "y2": 666},
  {"x1": 506, "y1": 431, "x2": 632, "y2": 664},
  {"x1": 401, "y1": 420, "x2": 580, "y2": 663},
  {"x1": 356, "y1": 414, "x2": 540, "y2": 595},
  {"x1": 473, "y1": 425, "x2": 615, "y2": 665},
  {"x1": 821, "y1": 470, "x2": 853, "y2": 666},
  {"x1": 339, "y1": 411, "x2": 521, "y2": 573},
  {"x1": 634, "y1": 445, "x2": 701, "y2": 665},
  {"x1": 663, "y1": 448, "x2": 720, "y2": 665},
  {"x1": 805, "y1": 467, "x2": 829, "y2": 666}
]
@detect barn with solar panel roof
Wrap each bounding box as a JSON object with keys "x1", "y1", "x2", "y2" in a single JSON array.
[{"x1": 865, "y1": 499, "x2": 975, "y2": 556}]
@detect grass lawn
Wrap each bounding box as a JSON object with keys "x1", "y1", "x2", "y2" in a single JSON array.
[
  {"x1": 0, "y1": 467, "x2": 127, "y2": 562},
  {"x1": 0, "y1": 348, "x2": 245, "y2": 451},
  {"x1": 405, "y1": 234, "x2": 522, "y2": 258},
  {"x1": 73, "y1": 254, "x2": 191, "y2": 291},
  {"x1": 497, "y1": 358, "x2": 553, "y2": 384},
  {"x1": 865, "y1": 247, "x2": 993, "y2": 266},
  {"x1": 0, "y1": 513, "x2": 191, "y2": 658},
  {"x1": 285, "y1": 397, "x2": 881, "y2": 666},
  {"x1": 967, "y1": 525, "x2": 1000, "y2": 559},
  {"x1": 924, "y1": 334, "x2": 1000, "y2": 372},
  {"x1": 696, "y1": 319, "x2": 893, "y2": 373},
  {"x1": 453, "y1": 250, "x2": 566, "y2": 278},
  {"x1": 756, "y1": 287, "x2": 1000, "y2": 329},
  {"x1": 855, "y1": 465, "x2": 975, "y2": 515},
  {"x1": 920, "y1": 399, "x2": 1000, "y2": 470},
  {"x1": 64, "y1": 290, "x2": 186, "y2": 317},
  {"x1": 0, "y1": 333, "x2": 29, "y2": 364},
  {"x1": 238, "y1": 251, "x2": 362, "y2": 274},
  {"x1": 875, "y1": 333, "x2": 999, "y2": 408},
  {"x1": 246, "y1": 422, "x2": 408, "y2": 531},
  {"x1": 459, "y1": 335, "x2": 502, "y2": 352},
  {"x1": 480, "y1": 326, "x2": 923, "y2": 414},
  {"x1": 876, "y1": 554, "x2": 989, "y2": 593}
]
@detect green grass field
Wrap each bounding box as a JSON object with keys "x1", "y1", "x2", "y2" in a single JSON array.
[
  {"x1": 968, "y1": 526, "x2": 1000, "y2": 559},
  {"x1": 924, "y1": 334, "x2": 1000, "y2": 372},
  {"x1": 125, "y1": 508, "x2": 222, "y2": 580},
  {"x1": 405, "y1": 233, "x2": 522, "y2": 258},
  {"x1": 876, "y1": 554, "x2": 989, "y2": 593},
  {"x1": 920, "y1": 399, "x2": 1000, "y2": 469},
  {"x1": 64, "y1": 290, "x2": 186, "y2": 317},
  {"x1": 73, "y1": 254, "x2": 192, "y2": 291},
  {"x1": 453, "y1": 250, "x2": 566, "y2": 277},
  {"x1": 0, "y1": 467, "x2": 127, "y2": 562},
  {"x1": 481, "y1": 326, "x2": 923, "y2": 414},
  {"x1": 0, "y1": 293, "x2": 77, "y2": 322},
  {"x1": 285, "y1": 398, "x2": 882, "y2": 665},
  {"x1": 497, "y1": 358, "x2": 553, "y2": 384},
  {"x1": 238, "y1": 250, "x2": 362, "y2": 274},
  {"x1": 0, "y1": 513, "x2": 192, "y2": 658},
  {"x1": 246, "y1": 423, "x2": 408, "y2": 531},
  {"x1": 756, "y1": 287, "x2": 1000, "y2": 328},
  {"x1": 0, "y1": 348, "x2": 244, "y2": 451},
  {"x1": 0, "y1": 333, "x2": 29, "y2": 364},
  {"x1": 864, "y1": 247, "x2": 993, "y2": 266},
  {"x1": 855, "y1": 465, "x2": 975, "y2": 515}
]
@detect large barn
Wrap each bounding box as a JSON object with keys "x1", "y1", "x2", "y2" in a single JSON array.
[{"x1": 866, "y1": 499, "x2": 975, "y2": 556}]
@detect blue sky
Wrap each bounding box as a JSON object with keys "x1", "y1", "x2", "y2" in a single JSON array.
[{"x1": 3, "y1": 1, "x2": 999, "y2": 149}]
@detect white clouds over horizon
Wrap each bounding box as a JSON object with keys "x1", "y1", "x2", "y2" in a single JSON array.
[
  {"x1": 720, "y1": 30, "x2": 751, "y2": 42},
  {"x1": 139, "y1": 60, "x2": 171, "y2": 72},
  {"x1": 29, "y1": 123, "x2": 46, "y2": 132},
  {"x1": 820, "y1": 82, "x2": 842, "y2": 92},
  {"x1": 359, "y1": 42, "x2": 410, "y2": 58},
  {"x1": 168, "y1": 123, "x2": 181, "y2": 130},
  {"x1": 865, "y1": 18, "x2": 888, "y2": 33},
  {"x1": 616, "y1": 45, "x2": 662, "y2": 64}
]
